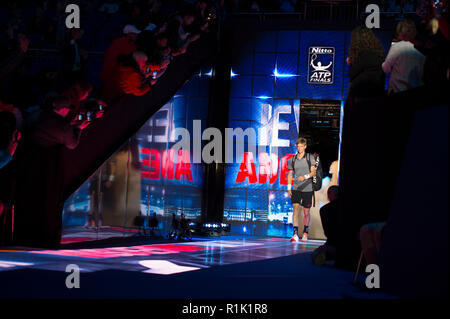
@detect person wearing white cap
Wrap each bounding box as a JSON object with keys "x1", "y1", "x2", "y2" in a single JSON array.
[
  {"x1": 123, "y1": 24, "x2": 141, "y2": 37},
  {"x1": 100, "y1": 24, "x2": 141, "y2": 84}
]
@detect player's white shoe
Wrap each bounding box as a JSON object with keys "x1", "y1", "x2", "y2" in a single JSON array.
[
  {"x1": 290, "y1": 233, "x2": 300, "y2": 243},
  {"x1": 301, "y1": 232, "x2": 308, "y2": 242}
]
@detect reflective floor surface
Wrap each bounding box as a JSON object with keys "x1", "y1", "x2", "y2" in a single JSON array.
[
  {"x1": 0, "y1": 237, "x2": 324, "y2": 275},
  {"x1": 0, "y1": 236, "x2": 396, "y2": 299}
]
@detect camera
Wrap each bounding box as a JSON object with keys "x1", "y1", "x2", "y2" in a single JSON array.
[{"x1": 72, "y1": 99, "x2": 107, "y2": 125}]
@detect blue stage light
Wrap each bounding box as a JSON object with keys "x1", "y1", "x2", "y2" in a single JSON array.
[
  {"x1": 273, "y1": 66, "x2": 296, "y2": 78},
  {"x1": 230, "y1": 69, "x2": 238, "y2": 78}
]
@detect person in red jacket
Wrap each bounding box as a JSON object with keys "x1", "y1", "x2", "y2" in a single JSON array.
[
  {"x1": 100, "y1": 24, "x2": 141, "y2": 84},
  {"x1": 102, "y1": 51, "x2": 151, "y2": 103}
]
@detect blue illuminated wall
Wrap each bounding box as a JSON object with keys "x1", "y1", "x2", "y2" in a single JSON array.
[
  {"x1": 136, "y1": 64, "x2": 212, "y2": 219},
  {"x1": 225, "y1": 30, "x2": 391, "y2": 237}
]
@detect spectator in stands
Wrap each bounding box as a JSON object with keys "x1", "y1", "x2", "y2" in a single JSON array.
[
  {"x1": 312, "y1": 185, "x2": 340, "y2": 265},
  {"x1": 382, "y1": 19, "x2": 426, "y2": 93},
  {"x1": 61, "y1": 28, "x2": 88, "y2": 84},
  {"x1": 419, "y1": 17, "x2": 450, "y2": 86},
  {"x1": 0, "y1": 110, "x2": 21, "y2": 170},
  {"x1": 100, "y1": 24, "x2": 140, "y2": 84},
  {"x1": 61, "y1": 80, "x2": 93, "y2": 115},
  {"x1": 346, "y1": 26, "x2": 386, "y2": 101},
  {"x1": 32, "y1": 96, "x2": 91, "y2": 150},
  {"x1": 166, "y1": 8, "x2": 201, "y2": 56},
  {"x1": 137, "y1": 31, "x2": 171, "y2": 77},
  {"x1": 102, "y1": 51, "x2": 152, "y2": 103}
]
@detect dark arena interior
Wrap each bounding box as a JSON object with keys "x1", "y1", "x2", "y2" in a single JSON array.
[{"x1": 0, "y1": 0, "x2": 448, "y2": 312}]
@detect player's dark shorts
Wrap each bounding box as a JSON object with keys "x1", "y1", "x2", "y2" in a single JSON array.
[{"x1": 291, "y1": 190, "x2": 313, "y2": 208}]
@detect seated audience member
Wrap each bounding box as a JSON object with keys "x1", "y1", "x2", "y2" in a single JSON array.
[
  {"x1": 359, "y1": 221, "x2": 387, "y2": 265},
  {"x1": 102, "y1": 51, "x2": 152, "y2": 103},
  {"x1": 312, "y1": 185, "x2": 340, "y2": 265},
  {"x1": 32, "y1": 96, "x2": 91, "y2": 150},
  {"x1": 347, "y1": 26, "x2": 386, "y2": 101},
  {"x1": 382, "y1": 19, "x2": 426, "y2": 94},
  {"x1": 0, "y1": 110, "x2": 21, "y2": 170},
  {"x1": 100, "y1": 24, "x2": 141, "y2": 83}
]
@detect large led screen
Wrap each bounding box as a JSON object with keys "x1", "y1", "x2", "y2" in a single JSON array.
[
  {"x1": 224, "y1": 30, "x2": 391, "y2": 238},
  {"x1": 61, "y1": 64, "x2": 212, "y2": 243}
]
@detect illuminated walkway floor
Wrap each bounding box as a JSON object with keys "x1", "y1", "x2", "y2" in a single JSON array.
[
  {"x1": 0, "y1": 237, "x2": 324, "y2": 274},
  {"x1": 0, "y1": 237, "x2": 394, "y2": 299}
]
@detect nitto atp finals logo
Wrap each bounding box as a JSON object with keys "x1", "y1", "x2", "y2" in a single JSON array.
[{"x1": 308, "y1": 46, "x2": 335, "y2": 84}]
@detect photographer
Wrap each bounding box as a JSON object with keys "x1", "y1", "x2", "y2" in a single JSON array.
[
  {"x1": 61, "y1": 80, "x2": 93, "y2": 116},
  {"x1": 32, "y1": 96, "x2": 91, "y2": 150}
]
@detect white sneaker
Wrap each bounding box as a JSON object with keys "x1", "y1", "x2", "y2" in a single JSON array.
[
  {"x1": 301, "y1": 232, "x2": 308, "y2": 242},
  {"x1": 290, "y1": 233, "x2": 300, "y2": 243}
]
